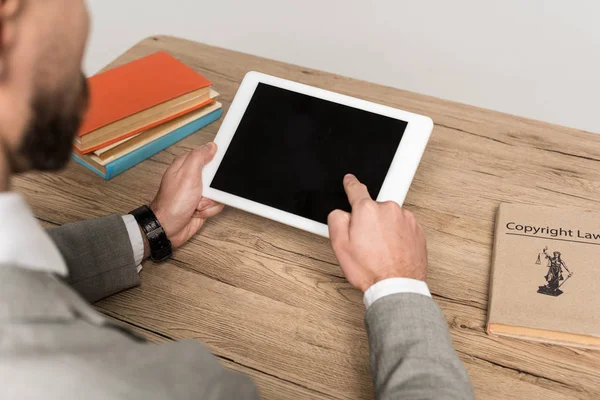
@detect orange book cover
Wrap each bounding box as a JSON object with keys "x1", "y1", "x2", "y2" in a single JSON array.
[{"x1": 78, "y1": 51, "x2": 212, "y2": 137}]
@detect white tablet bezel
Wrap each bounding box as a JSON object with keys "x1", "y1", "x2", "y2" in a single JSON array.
[{"x1": 203, "y1": 71, "x2": 433, "y2": 237}]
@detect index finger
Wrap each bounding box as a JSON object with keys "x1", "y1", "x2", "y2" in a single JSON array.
[{"x1": 343, "y1": 174, "x2": 372, "y2": 207}]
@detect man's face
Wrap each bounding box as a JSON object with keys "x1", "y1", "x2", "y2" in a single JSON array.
[
  {"x1": 17, "y1": 69, "x2": 89, "y2": 171},
  {"x1": 1, "y1": 0, "x2": 90, "y2": 172}
]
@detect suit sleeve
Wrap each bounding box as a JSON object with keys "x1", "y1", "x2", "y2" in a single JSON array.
[
  {"x1": 366, "y1": 293, "x2": 474, "y2": 400},
  {"x1": 46, "y1": 214, "x2": 140, "y2": 303}
]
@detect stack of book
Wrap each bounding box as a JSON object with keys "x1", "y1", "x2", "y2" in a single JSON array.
[{"x1": 73, "y1": 51, "x2": 222, "y2": 179}]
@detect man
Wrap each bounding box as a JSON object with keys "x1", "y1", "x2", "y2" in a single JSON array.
[{"x1": 0, "y1": 0, "x2": 474, "y2": 398}]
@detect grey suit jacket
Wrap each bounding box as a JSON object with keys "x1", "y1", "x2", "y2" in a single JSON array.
[{"x1": 0, "y1": 214, "x2": 473, "y2": 399}]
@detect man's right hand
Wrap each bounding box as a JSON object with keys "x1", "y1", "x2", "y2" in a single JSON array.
[{"x1": 328, "y1": 174, "x2": 428, "y2": 293}]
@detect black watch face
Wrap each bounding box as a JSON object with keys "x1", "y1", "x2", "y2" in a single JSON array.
[{"x1": 131, "y1": 205, "x2": 173, "y2": 262}]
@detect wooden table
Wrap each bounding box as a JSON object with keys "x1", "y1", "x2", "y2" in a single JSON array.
[{"x1": 14, "y1": 36, "x2": 600, "y2": 399}]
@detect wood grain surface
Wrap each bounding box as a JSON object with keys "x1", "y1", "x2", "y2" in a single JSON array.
[{"x1": 14, "y1": 36, "x2": 600, "y2": 399}]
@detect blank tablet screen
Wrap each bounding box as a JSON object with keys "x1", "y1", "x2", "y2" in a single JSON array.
[{"x1": 210, "y1": 83, "x2": 408, "y2": 224}]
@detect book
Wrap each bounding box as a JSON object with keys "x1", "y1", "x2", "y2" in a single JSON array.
[
  {"x1": 93, "y1": 89, "x2": 219, "y2": 156},
  {"x1": 76, "y1": 51, "x2": 212, "y2": 154},
  {"x1": 90, "y1": 102, "x2": 221, "y2": 166},
  {"x1": 75, "y1": 91, "x2": 214, "y2": 154},
  {"x1": 487, "y1": 203, "x2": 600, "y2": 349},
  {"x1": 75, "y1": 87, "x2": 218, "y2": 154},
  {"x1": 73, "y1": 107, "x2": 223, "y2": 179}
]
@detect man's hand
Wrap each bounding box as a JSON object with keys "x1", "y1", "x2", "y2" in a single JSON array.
[
  {"x1": 149, "y1": 142, "x2": 224, "y2": 250},
  {"x1": 328, "y1": 174, "x2": 427, "y2": 292}
]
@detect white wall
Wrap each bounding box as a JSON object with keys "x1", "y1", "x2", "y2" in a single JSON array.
[{"x1": 85, "y1": 0, "x2": 600, "y2": 133}]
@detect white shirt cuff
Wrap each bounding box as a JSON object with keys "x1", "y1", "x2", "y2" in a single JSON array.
[
  {"x1": 363, "y1": 278, "x2": 431, "y2": 309},
  {"x1": 121, "y1": 215, "x2": 144, "y2": 273}
]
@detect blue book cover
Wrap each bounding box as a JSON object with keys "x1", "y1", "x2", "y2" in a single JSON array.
[{"x1": 74, "y1": 108, "x2": 222, "y2": 179}]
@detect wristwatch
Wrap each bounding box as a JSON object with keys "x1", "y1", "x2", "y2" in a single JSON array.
[{"x1": 129, "y1": 205, "x2": 172, "y2": 262}]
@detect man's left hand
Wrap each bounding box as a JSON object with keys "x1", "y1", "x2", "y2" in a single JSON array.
[{"x1": 149, "y1": 142, "x2": 224, "y2": 249}]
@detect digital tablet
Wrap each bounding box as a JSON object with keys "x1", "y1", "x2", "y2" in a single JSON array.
[{"x1": 203, "y1": 72, "x2": 433, "y2": 237}]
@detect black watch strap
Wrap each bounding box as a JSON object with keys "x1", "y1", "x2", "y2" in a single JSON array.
[{"x1": 129, "y1": 205, "x2": 172, "y2": 262}]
